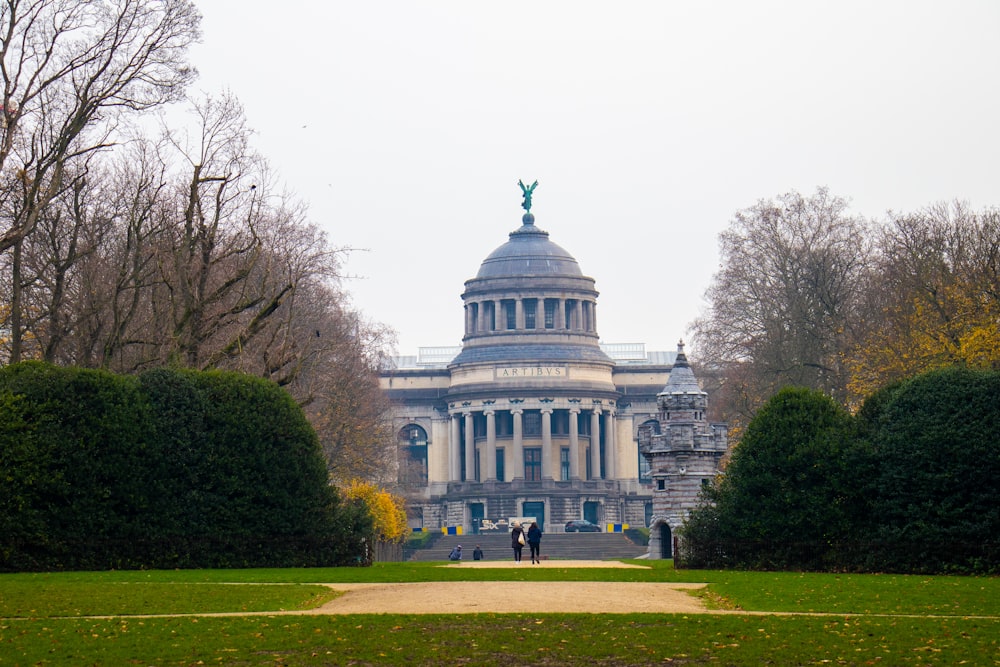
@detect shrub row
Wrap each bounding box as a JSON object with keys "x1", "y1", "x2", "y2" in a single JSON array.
[
  {"x1": 680, "y1": 367, "x2": 1000, "y2": 574},
  {"x1": 0, "y1": 362, "x2": 370, "y2": 571}
]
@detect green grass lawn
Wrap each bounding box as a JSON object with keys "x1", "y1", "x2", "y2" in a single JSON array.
[{"x1": 1, "y1": 561, "x2": 997, "y2": 665}]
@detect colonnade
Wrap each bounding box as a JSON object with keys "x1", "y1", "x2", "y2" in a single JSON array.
[
  {"x1": 446, "y1": 403, "x2": 616, "y2": 483},
  {"x1": 464, "y1": 296, "x2": 597, "y2": 335}
]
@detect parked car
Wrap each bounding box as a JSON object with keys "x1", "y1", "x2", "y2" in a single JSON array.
[{"x1": 564, "y1": 519, "x2": 601, "y2": 533}]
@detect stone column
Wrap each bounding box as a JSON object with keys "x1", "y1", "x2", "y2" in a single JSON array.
[
  {"x1": 515, "y1": 299, "x2": 524, "y2": 329},
  {"x1": 568, "y1": 408, "x2": 581, "y2": 479},
  {"x1": 604, "y1": 410, "x2": 616, "y2": 480},
  {"x1": 556, "y1": 299, "x2": 565, "y2": 330},
  {"x1": 449, "y1": 414, "x2": 460, "y2": 481},
  {"x1": 541, "y1": 408, "x2": 553, "y2": 480},
  {"x1": 464, "y1": 412, "x2": 475, "y2": 481},
  {"x1": 512, "y1": 408, "x2": 524, "y2": 480},
  {"x1": 485, "y1": 409, "x2": 496, "y2": 481},
  {"x1": 590, "y1": 409, "x2": 602, "y2": 479}
]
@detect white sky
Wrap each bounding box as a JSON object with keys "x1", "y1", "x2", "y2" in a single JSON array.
[{"x1": 188, "y1": 1, "x2": 1000, "y2": 357}]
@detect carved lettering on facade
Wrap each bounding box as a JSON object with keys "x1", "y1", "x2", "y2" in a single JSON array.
[{"x1": 494, "y1": 365, "x2": 568, "y2": 379}]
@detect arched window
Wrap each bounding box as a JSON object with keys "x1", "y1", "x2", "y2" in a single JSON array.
[{"x1": 398, "y1": 424, "x2": 428, "y2": 487}]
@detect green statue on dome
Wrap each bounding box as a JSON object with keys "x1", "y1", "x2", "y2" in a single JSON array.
[{"x1": 518, "y1": 179, "x2": 538, "y2": 212}]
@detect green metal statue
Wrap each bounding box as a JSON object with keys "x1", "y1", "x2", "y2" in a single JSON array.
[{"x1": 518, "y1": 179, "x2": 538, "y2": 212}]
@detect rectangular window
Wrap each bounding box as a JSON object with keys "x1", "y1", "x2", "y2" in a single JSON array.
[
  {"x1": 503, "y1": 300, "x2": 516, "y2": 330},
  {"x1": 638, "y1": 448, "x2": 652, "y2": 483},
  {"x1": 551, "y1": 410, "x2": 569, "y2": 435},
  {"x1": 474, "y1": 449, "x2": 481, "y2": 482},
  {"x1": 524, "y1": 447, "x2": 542, "y2": 481},
  {"x1": 565, "y1": 299, "x2": 577, "y2": 329},
  {"x1": 485, "y1": 301, "x2": 496, "y2": 331},
  {"x1": 523, "y1": 299, "x2": 537, "y2": 329},
  {"x1": 497, "y1": 411, "x2": 513, "y2": 436},
  {"x1": 496, "y1": 447, "x2": 505, "y2": 482},
  {"x1": 523, "y1": 411, "x2": 542, "y2": 437},
  {"x1": 560, "y1": 447, "x2": 570, "y2": 481},
  {"x1": 544, "y1": 299, "x2": 557, "y2": 329}
]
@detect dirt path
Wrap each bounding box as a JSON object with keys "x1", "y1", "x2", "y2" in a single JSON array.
[
  {"x1": 297, "y1": 561, "x2": 714, "y2": 615},
  {"x1": 308, "y1": 581, "x2": 710, "y2": 614}
]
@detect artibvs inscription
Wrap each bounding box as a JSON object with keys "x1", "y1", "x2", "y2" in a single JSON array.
[{"x1": 495, "y1": 366, "x2": 568, "y2": 379}]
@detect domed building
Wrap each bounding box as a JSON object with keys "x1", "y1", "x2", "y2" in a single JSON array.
[{"x1": 381, "y1": 186, "x2": 726, "y2": 539}]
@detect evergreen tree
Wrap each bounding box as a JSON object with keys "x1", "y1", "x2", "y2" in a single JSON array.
[{"x1": 682, "y1": 387, "x2": 864, "y2": 570}]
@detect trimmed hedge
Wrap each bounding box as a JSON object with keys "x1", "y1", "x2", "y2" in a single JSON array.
[
  {"x1": 0, "y1": 362, "x2": 370, "y2": 571},
  {"x1": 681, "y1": 368, "x2": 1000, "y2": 574},
  {"x1": 860, "y1": 366, "x2": 1000, "y2": 574}
]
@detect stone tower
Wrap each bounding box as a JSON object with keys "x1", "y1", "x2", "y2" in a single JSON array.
[{"x1": 639, "y1": 341, "x2": 728, "y2": 559}]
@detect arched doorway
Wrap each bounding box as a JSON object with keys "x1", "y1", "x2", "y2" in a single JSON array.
[{"x1": 659, "y1": 523, "x2": 672, "y2": 559}]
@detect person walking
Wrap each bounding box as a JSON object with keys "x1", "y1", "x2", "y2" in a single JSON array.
[
  {"x1": 527, "y1": 521, "x2": 542, "y2": 564},
  {"x1": 510, "y1": 522, "x2": 526, "y2": 563},
  {"x1": 473, "y1": 544, "x2": 483, "y2": 561}
]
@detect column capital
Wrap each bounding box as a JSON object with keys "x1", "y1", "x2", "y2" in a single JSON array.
[{"x1": 540, "y1": 407, "x2": 554, "y2": 415}]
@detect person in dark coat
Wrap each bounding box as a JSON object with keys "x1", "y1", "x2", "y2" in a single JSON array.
[
  {"x1": 527, "y1": 521, "x2": 542, "y2": 564},
  {"x1": 473, "y1": 544, "x2": 483, "y2": 560},
  {"x1": 510, "y1": 522, "x2": 526, "y2": 563}
]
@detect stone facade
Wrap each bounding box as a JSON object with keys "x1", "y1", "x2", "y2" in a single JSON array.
[
  {"x1": 381, "y1": 208, "x2": 726, "y2": 537},
  {"x1": 639, "y1": 342, "x2": 728, "y2": 558}
]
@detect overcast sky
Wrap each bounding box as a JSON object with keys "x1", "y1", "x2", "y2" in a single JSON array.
[{"x1": 188, "y1": 1, "x2": 1000, "y2": 357}]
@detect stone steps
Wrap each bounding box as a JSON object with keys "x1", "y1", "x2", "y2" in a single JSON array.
[{"x1": 405, "y1": 532, "x2": 647, "y2": 562}]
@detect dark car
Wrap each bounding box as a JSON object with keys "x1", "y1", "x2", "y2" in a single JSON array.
[{"x1": 564, "y1": 519, "x2": 601, "y2": 533}]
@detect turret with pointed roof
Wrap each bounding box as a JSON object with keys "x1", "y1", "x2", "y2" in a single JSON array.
[{"x1": 640, "y1": 340, "x2": 728, "y2": 559}]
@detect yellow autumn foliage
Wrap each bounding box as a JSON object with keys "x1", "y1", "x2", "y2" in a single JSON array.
[
  {"x1": 343, "y1": 479, "x2": 408, "y2": 544},
  {"x1": 846, "y1": 281, "x2": 1000, "y2": 404}
]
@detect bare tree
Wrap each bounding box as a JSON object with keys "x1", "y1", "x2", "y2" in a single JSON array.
[
  {"x1": 0, "y1": 0, "x2": 200, "y2": 361},
  {"x1": 156, "y1": 93, "x2": 266, "y2": 367},
  {"x1": 14, "y1": 138, "x2": 171, "y2": 368},
  {"x1": 2, "y1": 78, "x2": 401, "y2": 485},
  {"x1": 692, "y1": 187, "x2": 872, "y2": 425},
  {"x1": 300, "y1": 303, "x2": 397, "y2": 485}
]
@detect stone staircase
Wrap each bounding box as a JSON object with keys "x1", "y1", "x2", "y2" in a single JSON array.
[{"x1": 405, "y1": 531, "x2": 647, "y2": 562}]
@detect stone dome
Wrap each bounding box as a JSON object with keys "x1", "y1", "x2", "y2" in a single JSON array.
[
  {"x1": 475, "y1": 214, "x2": 583, "y2": 279},
  {"x1": 452, "y1": 210, "x2": 610, "y2": 369}
]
